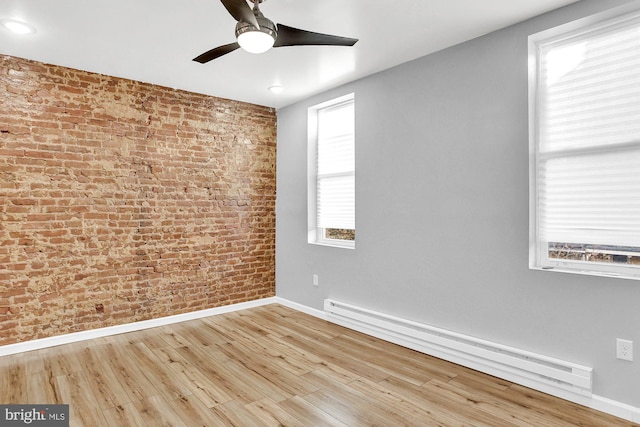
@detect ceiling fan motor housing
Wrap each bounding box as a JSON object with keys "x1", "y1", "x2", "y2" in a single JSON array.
[{"x1": 235, "y1": 11, "x2": 277, "y2": 41}]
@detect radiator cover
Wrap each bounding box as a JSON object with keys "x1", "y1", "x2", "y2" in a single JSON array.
[{"x1": 324, "y1": 299, "x2": 593, "y2": 403}]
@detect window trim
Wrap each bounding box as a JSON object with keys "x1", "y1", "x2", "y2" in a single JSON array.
[
  {"x1": 307, "y1": 93, "x2": 355, "y2": 249},
  {"x1": 528, "y1": 2, "x2": 640, "y2": 281}
]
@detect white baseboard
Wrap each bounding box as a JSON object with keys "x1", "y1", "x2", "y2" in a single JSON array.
[
  {"x1": 277, "y1": 297, "x2": 640, "y2": 425},
  {"x1": 273, "y1": 297, "x2": 328, "y2": 319},
  {"x1": 591, "y1": 395, "x2": 640, "y2": 424},
  {"x1": 0, "y1": 297, "x2": 277, "y2": 357}
]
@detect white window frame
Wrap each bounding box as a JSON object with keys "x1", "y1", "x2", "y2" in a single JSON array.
[
  {"x1": 529, "y1": 2, "x2": 640, "y2": 281},
  {"x1": 307, "y1": 93, "x2": 355, "y2": 249}
]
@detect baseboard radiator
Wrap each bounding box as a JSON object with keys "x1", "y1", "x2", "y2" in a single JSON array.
[{"x1": 324, "y1": 299, "x2": 593, "y2": 401}]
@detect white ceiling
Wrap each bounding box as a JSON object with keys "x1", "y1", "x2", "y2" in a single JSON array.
[{"x1": 0, "y1": 0, "x2": 581, "y2": 109}]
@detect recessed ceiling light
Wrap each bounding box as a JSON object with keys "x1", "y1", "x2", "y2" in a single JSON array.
[
  {"x1": 1, "y1": 19, "x2": 36, "y2": 35},
  {"x1": 268, "y1": 85, "x2": 284, "y2": 94}
]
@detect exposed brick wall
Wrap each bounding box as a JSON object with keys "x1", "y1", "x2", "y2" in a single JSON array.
[{"x1": 0, "y1": 55, "x2": 276, "y2": 345}]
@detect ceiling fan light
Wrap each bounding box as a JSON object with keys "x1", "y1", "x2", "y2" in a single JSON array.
[
  {"x1": 237, "y1": 30, "x2": 275, "y2": 54},
  {"x1": 235, "y1": 13, "x2": 277, "y2": 54}
]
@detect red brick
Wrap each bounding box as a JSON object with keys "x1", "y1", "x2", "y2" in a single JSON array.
[{"x1": 0, "y1": 55, "x2": 276, "y2": 346}]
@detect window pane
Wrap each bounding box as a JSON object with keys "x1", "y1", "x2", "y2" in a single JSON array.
[
  {"x1": 317, "y1": 134, "x2": 354, "y2": 175},
  {"x1": 539, "y1": 148, "x2": 640, "y2": 247},
  {"x1": 318, "y1": 103, "x2": 354, "y2": 139},
  {"x1": 540, "y1": 21, "x2": 640, "y2": 152},
  {"x1": 549, "y1": 243, "x2": 640, "y2": 265},
  {"x1": 317, "y1": 174, "x2": 355, "y2": 230},
  {"x1": 325, "y1": 228, "x2": 355, "y2": 241}
]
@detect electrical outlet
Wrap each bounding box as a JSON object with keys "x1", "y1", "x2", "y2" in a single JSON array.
[
  {"x1": 312, "y1": 274, "x2": 319, "y2": 287},
  {"x1": 616, "y1": 339, "x2": 633, "y2": 361}
]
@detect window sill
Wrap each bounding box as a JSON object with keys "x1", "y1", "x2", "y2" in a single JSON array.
[
  {"x1": 530, "y1": 264, "x2": 640, "y2": 282},
  {"x1": 310, "y1": 240, "x2": 355, "y2": 250}
]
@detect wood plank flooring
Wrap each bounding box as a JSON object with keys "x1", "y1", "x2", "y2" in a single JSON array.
[{"x1": 0, "y1": 304, "x2": 637, "y2": 426}]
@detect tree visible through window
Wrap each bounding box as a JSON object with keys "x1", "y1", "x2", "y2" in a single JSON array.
[
  {"x1": 325, "y1": 228, "x2": 355, "y2": 241},
  {"x1": 548, "y1": 244, "x2": 640, "y2": 265}
]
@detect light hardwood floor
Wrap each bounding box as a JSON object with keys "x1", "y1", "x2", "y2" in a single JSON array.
[{"x1": 0, "y1": 304, "x2": 637, "y2": 426}]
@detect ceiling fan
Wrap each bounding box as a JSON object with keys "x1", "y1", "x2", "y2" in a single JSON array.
[{"x1": 193, "y1": 0, "x2": 358, "y2": 63}]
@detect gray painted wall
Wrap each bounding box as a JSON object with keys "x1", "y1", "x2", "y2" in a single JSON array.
[{"x1": 276, "y1": 0, "x2": 640, "y2": 407}]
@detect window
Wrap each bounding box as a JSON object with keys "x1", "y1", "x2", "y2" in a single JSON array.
[
  {"x1": 529, "y1": 5, "x2": 640, "y2": 279},
  {"x1": 308, "y1": 94, "x2": 355, "y2": 248}
]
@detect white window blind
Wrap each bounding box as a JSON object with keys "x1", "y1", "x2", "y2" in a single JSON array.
[
  {"x1": 535, "y1": 13, "x2": 640, "y2": 251},
  {"x1": 316, "y1": 100, "x2": 355, "y2": 230}
]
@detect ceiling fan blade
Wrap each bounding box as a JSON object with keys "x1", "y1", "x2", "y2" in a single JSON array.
[
  {"x1": 274, "y1": 24, "x2": 358, "y2": 48},
  {"x1": 193, "y1": 42, "x2": 240, "y2": 63},
  {"x1": 220, "y1": 0, "x2": 260, "y2": 28}
]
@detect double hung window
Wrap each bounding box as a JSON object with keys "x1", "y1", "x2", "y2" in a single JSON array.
[
  {"x1": 308, "y1": 94, "x2": 355, "y2": 248},
  {"x1": 529, "y1": 5, "x2": 640, "y2": 279}
]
